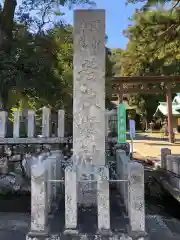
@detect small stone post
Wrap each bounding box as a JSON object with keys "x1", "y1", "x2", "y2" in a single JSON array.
[
  {"x1": 58, "y1": 109, "x2": 65, "y2": 139},
  {"x1": 166, "y1": 155, "x2": 173, "y2": 172},
  {"x1": 97, "y1": 166, "x2": 111, "y2": 234},
  {"x1": 0, "y1": 112, "x2": 8, "y2": 174},
  {"x1": 28, "y1": 110, "x2": 35, "y2": 137},
  {"x1": 64, "y1": 166, "x2": 78, "y2": 235},
  {"x1": 128, "y1": 162, "x2": 145, "y2": 235},
  {"x1": 42, "y1": 107, "x2": 51, "y2": 137},
  {"x1": 26, "y1": 161, "x2": 48, "y2": 239},
  {"x1": 13, "y1": 110, "x2": 20, "y2": 138},
  {"x1": 0, "y1": 111, "x2": 7, "y2": 138},
  {"x1": 166, "y1": 155, "x2": 180, "y2": 176},
  {"x1": 160, "y1": 148, "x2": 171, "y2": 170}
]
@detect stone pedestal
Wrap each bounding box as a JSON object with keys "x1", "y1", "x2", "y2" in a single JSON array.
[{"x1": 77, "y1": 163, "x2": 97, "y2": 206}]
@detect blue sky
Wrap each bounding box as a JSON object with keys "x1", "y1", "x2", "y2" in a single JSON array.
[
  {"x1": 13, "y1": 0, "x2": 142, "y2": 49},
  {"x1": 60, "y1": 0, "x2": 142, "y2": 49}
]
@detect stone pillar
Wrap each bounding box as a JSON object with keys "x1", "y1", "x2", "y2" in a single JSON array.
[
  {"x1": 160, "y1": 148, "x2": 171, "y2": 170},
  {"x1": 172, "y1": 158, "x2": 178, "y2": 175},
  {"x1": 64, "y1": 166, "x2": 78, "y2": 235},
  {"x1": 42, "y1": 107, "x2": 51, "y2": 137},
  {"x1": 128, "y1": 162, "x2": 145, "y2": 234},
  {"x1": 167, "y1": 155, "x2": 180, "y2": 176},
  {"x1": 58, "y1": 109, "x2": 65, "y2": 138},
  {"x1": 26, "y1": 161, "x2": 48, "y2": 239},
  {"x1": 13, "y1": 110, "x2": 20, "y2": 138},
  {"x1": 0, "y1": 111, "x2": 8, "y2": 174},
  {"x1": 0, "y1": 111, "x2": 7, "y2": 138},
  {"x1": 27, "y1": 110, "x2": 35, "y2": 137},
  {"x1": 166, "y1": 155, "x2": 173, "y2": 172},
  {"x1": 73, "y1": 10, "x2": 105, "y2": 165},
  {"x1": 97, "y1": 166, "x2": 111, "y2": 234}
]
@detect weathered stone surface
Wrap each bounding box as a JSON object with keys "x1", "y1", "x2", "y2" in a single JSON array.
[
  {"x1": 13, "y1": 110, "x2": 20, "y2": 138},
  {"x1": 58, "y1": 110, "x2": 65, "y2": 138},
  {"x1": 114, "y1": 143, "x2": 130, "y2": 156},
  {"x1": 116, "y1": 149, "x2": 129, "y2": 210},
  {"x1": 42, "y1": 107, "x2": 51, "y2": 137},
  {"x1": 73, "y1": 10, "x2": 105, "y2": 165},
  {"x1": 77, "y1": 163, "x2": 97, "y2": 206},
  {"x1": 27, "y1": 110, "x2": 35, "y2": 138},
  {"x1": 30, "y1": 161, "x2": 48, "y2": 233},
  {"x1": 167, "y1": 155, "x2": 180, "y2": 176},
  {"x1": 0, "y1": 111, "x2": 7, "y2": 138},
  {"x1": 166, "y1": 155, "x2": 173, "y2": 172},
  {"x1": 97, "y1": 166, "x2": 110, "y2": 231},
  {"x1": 128, "y1": 162, "x2": 145, "y2": 233},
  {"x1": 65, "y1": 166, "x2": 77, "y2": 230},
  {"x1": 160, "y1": 148, "x2": 171, "y2": 169}
]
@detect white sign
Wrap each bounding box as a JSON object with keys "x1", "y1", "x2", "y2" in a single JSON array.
[{"x1": 129, "y1": 120, "x2": 135, "y2": 139}]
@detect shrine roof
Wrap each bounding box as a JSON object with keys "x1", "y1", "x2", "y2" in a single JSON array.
[{"x1": 154, "y1": 93, "x2": 180, "y2": 116}]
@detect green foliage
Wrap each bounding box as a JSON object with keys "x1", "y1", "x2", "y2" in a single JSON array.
[
  {"x1": 0, "y1": 0, "x2": 115, "y2": 117},
  {"x1": 118, "y1": 6, "x2": 180, "y2": 121}
]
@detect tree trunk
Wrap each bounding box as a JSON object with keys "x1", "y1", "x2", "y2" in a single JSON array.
[{"x1": 0, "y1": 0, "x2": 17, "y2": 52}]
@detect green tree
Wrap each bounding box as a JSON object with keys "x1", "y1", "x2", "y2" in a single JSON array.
[{"x1": 120, "y1": 9, "x2": 179, "y2": 122}]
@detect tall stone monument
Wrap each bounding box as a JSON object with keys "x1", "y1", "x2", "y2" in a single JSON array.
[
  {"x1": 73, "y1": 10, "x2": 106, "y2": 206},
  {"x1": 73, "y1": 9, "x2": 105, "y2": 165}
]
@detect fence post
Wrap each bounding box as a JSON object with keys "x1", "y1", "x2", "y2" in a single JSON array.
[
  {"x1": 128, "y1": 161, "x2": 145, "y2": 235},
  {"x1": 26, "y1": 161, "x2": 48, "y2": 239},
  {"x1": 28, "y1": 110, "x2": 35, "y2": 137},
  {"x1": 13, "y1": 110, "x2": 20, "y2": 138},
  {"x1": 58, "y1": 109, "x2": 65, "y2": 139},
  {"x1": 0, "y1": 111, "x2": 7, "y2": 138},
  {"x1": 0, "y1": 111, "x2": 8, "y2": 174},
  {"x1": 97, "y1": 166, "x2": 111, "y2": 234},
  {"x1": 64, "y1": 166, "x2": 78, "y2": 235},
  {"x1": 160, "y1": 148, "x2": 171, "y2": 170},
  {"x1": 42, "y1": 107, "x2": 51, "y2": 137}
]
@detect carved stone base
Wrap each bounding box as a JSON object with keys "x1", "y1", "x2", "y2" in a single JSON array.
[
  {"x1": 26, "y1": 230, "x2": 49, "y2": 240},
  {"x1": 63, "y1": 228, "x2": 79, "y2": 236},
  {"x1": 96, "y1": 229, "x2": 112, "y2": 236}
]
